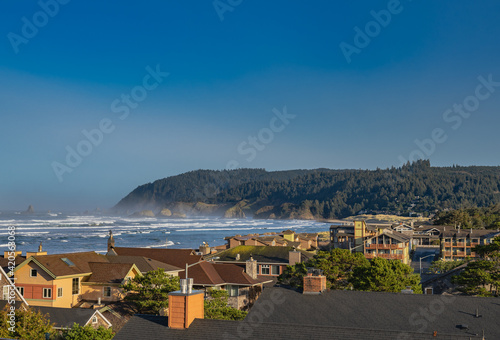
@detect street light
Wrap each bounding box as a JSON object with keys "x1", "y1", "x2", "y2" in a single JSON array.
[{"x1": 419, "y1": 254, "x2": 435, "y2": 275}]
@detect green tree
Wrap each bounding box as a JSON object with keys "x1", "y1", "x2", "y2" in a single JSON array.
[
  {"x1": 451, "y1": 260, "x2": 500, "y2": 296},
  {"x1": 62, "y1": 323, "x2": 114, "y2": 340},
  {"x1": 277, "y1": 262, "x2": 308, "y2": 289},
  {"x1": 204, "y1": 289, "x2": 247, "y2": 321},
  {"x1": 278, "y1": 249, "x2": 369, "y2": 290},
  {"x1": 350, "y1": 257, "x2": 423, "y2": 294},
  {"x1": 429, "y1": 259, "x2": 466, "y2": 274},
  {"x1": 121, "y1": 268, "x2": 180, "y2": 314},
  {"x1": 0, "y1": 307, "x2": 55, "y2": 340}
]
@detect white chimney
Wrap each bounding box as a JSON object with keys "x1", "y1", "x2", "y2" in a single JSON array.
[
  {"x1": 98, "y1": 297, "x2": 101, "y2": 305},
  {"x1": 180, "y1": 279, "x2": 188, "y2": 294},
  {"x1": 187, "y1": 278, "x2": 193, "y2": 294}
]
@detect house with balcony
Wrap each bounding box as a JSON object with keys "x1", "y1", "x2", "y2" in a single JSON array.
[
  {"x1": 440, "y1": 227, "x2": 500, "y2": 261},
  {"x1": 331, "y1": 221, "x2": 411, "y2": 264}
]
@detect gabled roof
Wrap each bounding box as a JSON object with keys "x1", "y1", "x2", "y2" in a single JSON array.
[
  {"x1": 178, "y1": 262, "x2": 270, "y2": 286},
  {"x1": 14, "y1": 252, "x2": 107, "y2": 278},
  {"x1": 87, "y1": 262, "x2": 139, "y2": 284},
  {"x1": 247, "y1": 287, "x2": 500, "y2": 339},
  {"x1": 383, "y1": 230, "x2": 411, "y2": 242},
  {"x1": 113, "y1": 248, "x2": 202, "y2": 269},
  {"x1": 32, "y1": 306, "x2": 111, "y2": 329},
  {"x1": 207, "y1": 246, "x2": 313, "y2": 264},
  {"x1": 105, "y1": 255, "x2": 182, "y2": 273}
]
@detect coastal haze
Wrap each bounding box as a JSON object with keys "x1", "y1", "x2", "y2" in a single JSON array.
[{"x1": 0, "y1": 211, "x2": 328, "y2": 253}]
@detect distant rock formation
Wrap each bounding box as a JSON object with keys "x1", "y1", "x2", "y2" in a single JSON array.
[
  {"x1": 25, "y1": 205, "x2": 35, "y2": 214},
  {"x1": 224, "y1": 206, "x2": 246, "y2": 219},
  {"x1": 158, "y1": 208, "x2": 172, "y2": 217}
]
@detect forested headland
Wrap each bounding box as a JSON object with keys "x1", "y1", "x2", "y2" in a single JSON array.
[{"x1": 114, "y1": 160, "x2": 500, "y2": 220}]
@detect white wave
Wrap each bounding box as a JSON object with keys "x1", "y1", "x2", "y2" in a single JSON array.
[
  {"x1": 145, "y1": 241, "x2": 175, "y2": 248},
  {"x1": 175, "y1": 227, "x2": 256, "y2": 232}
]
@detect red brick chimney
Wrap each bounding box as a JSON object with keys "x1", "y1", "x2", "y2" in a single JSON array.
[
  {"x1": 303, "y1": 273, "x2": 327, "y2": 295},
  {"x1": 168, "y1": 279, "x2": 204, "y2": 329}
]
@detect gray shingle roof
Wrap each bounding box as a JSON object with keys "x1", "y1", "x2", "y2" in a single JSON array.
[
  {"x1": 114, "y1": 315, "x2": 483, "y2": 340},
  {"x1": 31, "y1": 306, "x2": 99, "y2": 329},
  {"x1": 247, "y1": 288, "x2": 499, "y2": 339}
]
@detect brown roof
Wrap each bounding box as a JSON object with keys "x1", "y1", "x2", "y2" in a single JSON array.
[
  {"x1": 87, "y1": 262, "x2": 134, "y2": 283},
  {"x1": 0, "y1": 256, "x2": 25, "y2": 271},
  {"x1": 113, "y1": 248, "x2": 202, "y2": 269},
  {"x1": 87, "y1": 262, "x2": 136, "y2": 284},
  {"x1": 179, "y1": 261, "x2": 268, "y2": 286},
  {"x1": 28, "y1": 252, "x2": 107, "y2": 277},
  {"x1": 105, "y1": 255, "x2": 182, "y2": 273}
]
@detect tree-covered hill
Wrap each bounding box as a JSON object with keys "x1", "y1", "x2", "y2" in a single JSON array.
[{"x1": 113, "y1": 161, "x2": 500, "y2": 220}]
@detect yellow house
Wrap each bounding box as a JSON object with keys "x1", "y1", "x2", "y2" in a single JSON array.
[{"x1": 13, "y1": 252, "x2": 140, "y2": 308}]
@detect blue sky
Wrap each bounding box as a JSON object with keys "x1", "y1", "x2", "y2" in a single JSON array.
[{"x1": 1, "y1": 0, "x2": 500, "y2": 211}]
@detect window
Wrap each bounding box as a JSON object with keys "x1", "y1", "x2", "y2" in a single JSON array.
[
  {"x1": 57, "y1": 287, "x2": 63, "y2": 298},
  {"x1": 271, "y1": 265, "x2": 280, "y2": 275},
  {"x1": 227, "y1": 285, "x2": 239, "y2": 297},
  {"x1": 72, "y1": 278, "x2": 79, "y2": 295},
  {"x1": 103, "y1": 287, "x2": 111, "y2": 297},
  {"x1": 92, "y1": 316, "x2": 98, "y2": 324},
  {"x1": 2, "y1": 286, "x2": 8, "y2": 300},
  {"x1": 19, "y1": 287, "x2": 24, "y2": 297},
  {"x1": 261, "y1": 265, "x2": 270, "y2": 275},
  {"x1": 43, "y1": 288, "x2": 52, "y2": 299},
  {"x1": 30, "y1": 269, "x2": 37, "y2": 277}
]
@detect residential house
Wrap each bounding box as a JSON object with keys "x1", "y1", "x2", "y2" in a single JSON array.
[
  {"x1": 331, "y1": 220, "x2": 411, "y2": 264},
  {"x1": 440, "y1": 227, "x2": 500, "y2": 261},
  {"x1": 178, "y1": 260, "x2": 271, "y2": 309},
  {"x1": 0, "y1": 265, "x2": 28, "y2": 308},
  {"x1": 32, "y1": 305, "x2": 112, "y2": 330},
  {"x1": 206, "y1": 245, "x2": 313, "y2": 279},
  {"x1": 13, "y1": 252, "x2": 144, "y2": 308}
]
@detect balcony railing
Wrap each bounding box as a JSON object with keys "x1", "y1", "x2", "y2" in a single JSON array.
[
  {"x1": 444, "y1": 242, "x2": 451, "y2": 247},
  {"x1": 365, "y1": 244, "x2": 401, "y2": 250}
]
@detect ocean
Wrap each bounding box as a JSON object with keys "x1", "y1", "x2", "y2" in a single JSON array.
[{"x1": 0, "y1": 211, "x2": 330, "y2": 254}]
